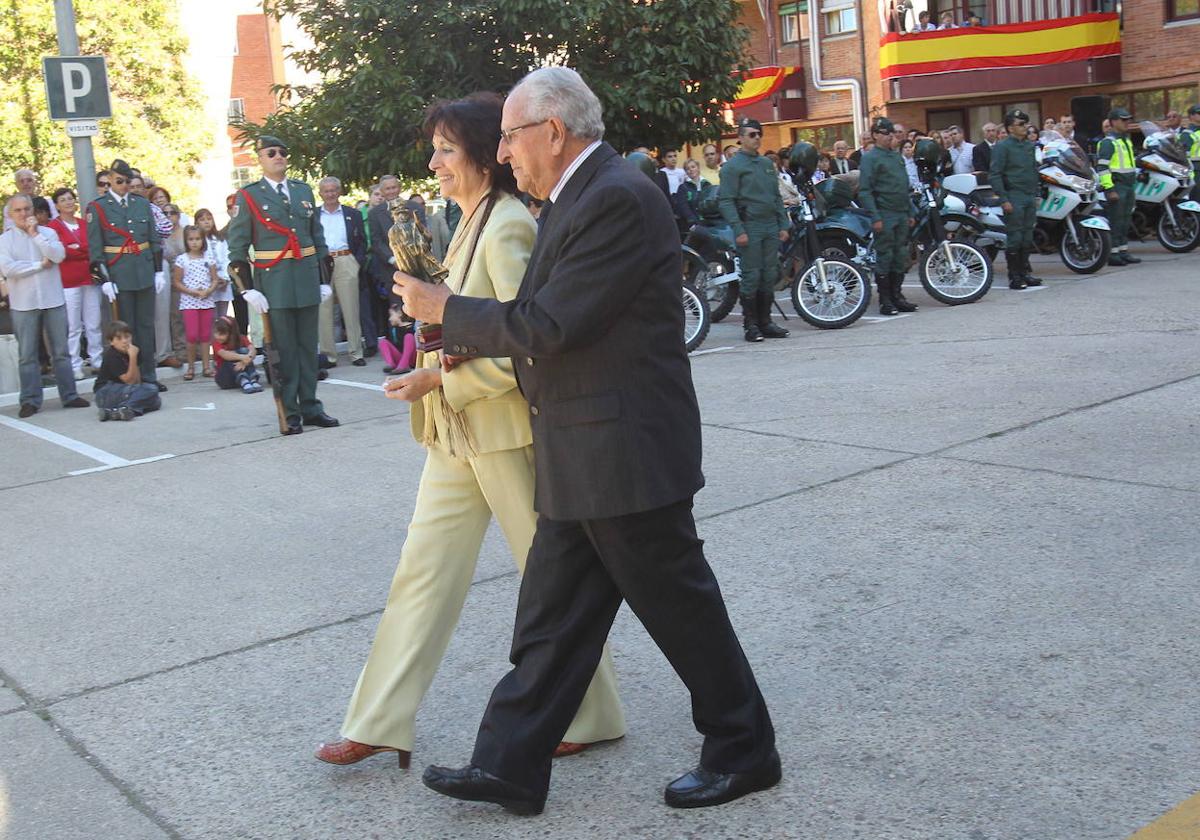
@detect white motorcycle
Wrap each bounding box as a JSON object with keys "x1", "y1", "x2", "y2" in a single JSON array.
[
  {"x1": 941, "y1": 131, "x2": 1111, "y2": 274},
  {"x1": 1128, "y1": 121, "x2": 1200, "y2": 253}
]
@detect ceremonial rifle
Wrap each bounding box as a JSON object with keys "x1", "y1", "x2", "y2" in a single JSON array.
[{"x1": 229, "y1": 261, "x2": 289, "y2": 434}]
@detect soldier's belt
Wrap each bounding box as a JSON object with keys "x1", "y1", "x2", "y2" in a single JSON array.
[
  {"x1": 103, "y1": 242, "x2": 149, "y2": 254},
  {"x1": 253, "y1": 246, "x2": 317, "y2": 260}
]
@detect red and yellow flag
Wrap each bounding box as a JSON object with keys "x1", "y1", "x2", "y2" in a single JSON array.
[
  {"x1": 880, "y1": 13, "x2": 1120, "y2": 79},
  {"x1": 731, "y1": 66, "x2": 801, "y2": 108}
]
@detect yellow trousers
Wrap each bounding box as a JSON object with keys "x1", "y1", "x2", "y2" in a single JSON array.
[{"x1": 341, "y1": 444, "x2": 626, "y2": 750}]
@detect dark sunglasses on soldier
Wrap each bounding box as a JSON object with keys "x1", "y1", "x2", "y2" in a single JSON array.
[
  {"x1": 263, "y1": 148, "x2": 288, "y2": 159},
  {"x1": 98, "y1": 181, "x2": 110, "y2": 188},
  {"x1": 744, "y1": 131, "x2": 761, "y2": 139},
  {"x1": 111, "y1": 177, "x2": 126, "y2": 185}
]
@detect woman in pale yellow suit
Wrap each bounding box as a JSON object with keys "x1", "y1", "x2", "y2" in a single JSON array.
[{"x1": 316, "y1": 93, "x2": 626, "y2": 768}]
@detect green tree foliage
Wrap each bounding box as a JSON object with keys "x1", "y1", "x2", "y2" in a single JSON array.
[
  {"x1": 252, "y1": 0, "x2": 749, "y2": 188},
  {"x1": 0, "y1": 0, "x2": 206, "y2": 206}
]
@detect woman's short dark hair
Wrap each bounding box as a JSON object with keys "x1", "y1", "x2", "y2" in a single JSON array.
[
  {"x1": 52, "y1": 187, "x2": 76, "y2": 204},
  {"x1": 422, "y1": 92, "x2": 518, "y2": 196},
  {"x1": 31, "y1": 196, "x2": 51, "y2": 217}
]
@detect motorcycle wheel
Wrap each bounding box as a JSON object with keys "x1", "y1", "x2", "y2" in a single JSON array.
[
  {"x1": 1059, "y1": 226, "x2": 1109, "y2": 274},
  {"x1": 919, "y1": 240, "x2": 992, "y2": 304},
  {"x1": 682, "y1": 283, "x2": 711, "y2": 352},
  {"x1": 683, "y1": 259, "x2": 739, "y2": 322},
  {"x1": 791, "y1": 259, "x2": 871, "y2": 329},
  {"x1": 1156, "y1": 207, "x2": 1200, "y2": 253}
]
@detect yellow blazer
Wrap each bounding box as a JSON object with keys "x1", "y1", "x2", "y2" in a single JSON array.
[{"x1": 409, "y1": 193, "x2": 535, "y2": 455}]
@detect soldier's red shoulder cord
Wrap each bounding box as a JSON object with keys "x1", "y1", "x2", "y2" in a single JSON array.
[{"x1": 238, "y1": 188, "x2": 302, "y2": 269}]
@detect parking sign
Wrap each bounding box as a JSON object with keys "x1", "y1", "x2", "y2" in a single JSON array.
[{"x1": 43, "y1": 56, "x2": 112, "y2": 120}]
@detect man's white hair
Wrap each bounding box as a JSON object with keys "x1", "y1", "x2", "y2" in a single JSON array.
[
  {"x1": 512, "y1": 67, "x2": 604, "y2": 142},
  {"x1": 6, "y1": 193, "x2": 33, "y2": 211},
  {"x1": 319, "y1": 176, "x2": 342, "y2": 190}
]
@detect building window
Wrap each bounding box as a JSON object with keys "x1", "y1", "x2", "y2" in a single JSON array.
[
  {"x1": 1166, "y1": 0, "x2": 1199, "y2": 21},
  {"x1": 779, "y1": 2, "x2": 811, "y2": 42},
  {"x1": 1115, "y1": 86, "x2": 1199, "y2": 121},
  {"x1": 231, "y1": 166, "x2": 254, "y2": 190},
  {"x1": 823, "y1": 4, "x2": 857, "y2": 34},
  {"x1": 791, "y1": 122, "x2": 853, "y2": 151},
  {"x1": 228, "y1": 98, "x2": 245, "y2": 124}
]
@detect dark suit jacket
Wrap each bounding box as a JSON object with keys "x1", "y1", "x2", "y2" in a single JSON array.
[
  {"x1": 832, "y1": 156, "x2": 857, "y2": 175},
  {"x1": 443, "y1": 143, "x2": 705, "y2": 521},
  {"x1": 368, "y1": 202, "x2": 394, "y2": 284},
  {"x1": 972, "y1": 142, "x2": 993, "y2": 175},
  {"x1": 848, "y1": 150, "x2": 865, "y2": 168},
  {"x1": 335, "y1": 203, "x2": 368, "y2": 267}
]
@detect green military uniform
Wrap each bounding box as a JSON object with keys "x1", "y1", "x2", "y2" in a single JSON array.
[
  {"x1": 226, "y1": 137, "x2": 330, "y2": 425},
  {"x1": 1180, "y1": 105, "x2": 1200, "y2": 201},
  {"x1": 1097, "y1": 108, "x2": 1138, "y2": 265},
  {"x1": 719, "y1": 117, "x2": 790, "y2": 341},
  {"x1": 988, "y1": 111, "x2": 1041, "y2": 289},
  {"x1": 857, "y1": 117, "x2": 914, "y2": 315},
  {"x1": 85, "y1": 159, "x2": 162, "y2": 383}
]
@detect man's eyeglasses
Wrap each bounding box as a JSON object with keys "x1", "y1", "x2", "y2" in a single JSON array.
[
  {"x1": 499, "y1": 120, "x2": 548, "y2": 144},
  {"x1": 98, "y1": 181, "x2": 110, "y2": 188},
  {"x1": 262, "y1": 148, "x2": 288, "y2": 159}
]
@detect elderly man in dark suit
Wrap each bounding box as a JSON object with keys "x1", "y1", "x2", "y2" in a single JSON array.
[{"x1": 396, "y1": 66, "x2": 778, "y2": 816}]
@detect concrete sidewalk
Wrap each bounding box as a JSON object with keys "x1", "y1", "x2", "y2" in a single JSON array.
[{"x1": 1, "y1": 245, "x2": 1197, "y2": 839}]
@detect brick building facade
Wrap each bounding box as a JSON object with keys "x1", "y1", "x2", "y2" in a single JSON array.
[
  {"x1": 227, "y1": 12, "x2": 286, "y2": 188},
  {"x1": 730, "y1": 0, "x2": 1198, "y2": 153}
]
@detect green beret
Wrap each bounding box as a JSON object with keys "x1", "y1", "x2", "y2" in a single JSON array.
[{"x1": 255, "y1": 135, "x2": 288, "y2": 153}]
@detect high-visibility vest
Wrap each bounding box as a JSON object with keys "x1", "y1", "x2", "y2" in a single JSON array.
[{"x1": 1098, "y1": 134, "x2": 1135, "y2": 189}]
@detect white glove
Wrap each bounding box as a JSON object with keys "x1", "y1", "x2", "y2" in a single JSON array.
[
  {"x1": 154, "y1": 272, "x2": 166, "y2": 294},
  {"x1": 101, "y1": 282, "x2": 117, "y2": 303},
  {"x1": 320, "y1": 284, "x2": 333, "y2": 303},
  {"x1": 242, "y1": 289, "x2": 270, "y2": 313}
]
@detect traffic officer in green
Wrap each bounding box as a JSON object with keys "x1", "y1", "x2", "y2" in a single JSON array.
[
  {"x1": 719, "y1": 117, "x2": 790, "y2": 342},
  {"x1": 227, "y1": 135, "x2": 339, "y2": 435},
  {"x1": 86, "y1": 159, "x2": 166, "y2": 390},
  {"x1": 1097, "y1": 107, "x2": 1140, "y2": 266},
  {"x1": 988, "y1": 109, "x2": 1042, "y2": 289},
  {"x1": 857, "y1": 117, "x2": 916, "y2": 315},
  {"x1": 1178, "y1": 103, "x2": 1200, "y2": 201}
]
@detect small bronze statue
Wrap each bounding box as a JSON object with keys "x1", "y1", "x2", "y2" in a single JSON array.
[{"x1": 388, "y1": 198, "x2": 446, "y2": 351}]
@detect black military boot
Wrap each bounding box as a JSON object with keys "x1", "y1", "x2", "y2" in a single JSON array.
[
  {"x1": 756, "y1": 289, "x2": 790, "y2": 338},
  {"x1": 1122, "y1": 249, "x2": 1141, "y2": 264},
  {"x1": 1005, "y1": 251, "x2": 1027, "y2": 289},
  {"x1": 876, "y1": 274, "x2": 898, "y2": 315},
  {"x1": 891, "y1": 272, "x2": 917, "y2": 311},
  {"x1": 741, "y1": 295, "x2": 763, "y2": 342},
  {"x1": 1021, "y1": 249, "x2": 1042, "y2": 286}
]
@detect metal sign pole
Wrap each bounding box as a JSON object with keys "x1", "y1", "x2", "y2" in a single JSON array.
[{"x1": 52, "y1": 0, "x2": 98, "y2": 207}]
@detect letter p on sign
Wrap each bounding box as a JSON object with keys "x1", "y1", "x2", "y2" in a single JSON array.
[{"x1": 42, "y1": 56, "x2": 112, "y2": 120}]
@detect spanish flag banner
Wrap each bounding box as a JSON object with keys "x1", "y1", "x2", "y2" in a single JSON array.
[
  {"x1": 880, "y1": 13, "x2": 1120, "y2": 80},
  {"x1": 732, "y1": 66, "x2": 801, "y2": 108}
]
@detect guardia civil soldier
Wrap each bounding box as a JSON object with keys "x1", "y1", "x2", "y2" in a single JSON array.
[
  {"x1": 1179, "y1": 104, "x2": 1200, "y2": 201},
  {"x1": 718, "y1": 117, "x2": 790, "y2": 342},
  {"x1": 857, "y1": 117, "x2": 916, "y2": 315},
  {"x1": 1097, "y1": 108, "x2": 1140, "y2": 266},
  {"x1": 85, "y1": 159, "x2": 166, "y2": 390},
  {"x1": 988, "y1": 109, "x2": 1041, "y2": 289},
  {"x1": 227, "y1": 136, "x2": 339, "y2": 435}
]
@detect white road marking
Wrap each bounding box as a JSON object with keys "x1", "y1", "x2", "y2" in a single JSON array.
[
  {"x1": 323, "y1": 378, "x2": 386, "y2": 392},
  {"x1": 181, "y1": 403, "x2": 217, "y2": 411},
  {"x1": 0, "y1": 414, "x2": 175, "y2": 473},
  {"x1": 690, "y1": 346, "x2": 735, "y2": 356},
  {"x1": 860, "y1": 313, "x2": 916, "y2": 322}
]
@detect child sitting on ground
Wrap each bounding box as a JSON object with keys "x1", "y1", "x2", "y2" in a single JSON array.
[
  {"x1": 93, "y1": 320, "x2": 163, "y2": 421},
  {"x1": 210, "y1": 315, "x2": 263, "y2": 393}
]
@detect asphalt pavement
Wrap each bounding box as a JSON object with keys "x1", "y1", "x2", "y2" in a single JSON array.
[{"x1": 1, "y1": 244, "x2": 1198, "y2": 840}]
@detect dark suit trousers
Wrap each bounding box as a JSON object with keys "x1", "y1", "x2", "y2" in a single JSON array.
[
  {"x1": 117, "y1": 287, "x2": 157, "y2": 383},
  {"x1": 268, "y1": 305, "x2": 323, "y2": 418},
  {"x1": 472, "y1": 498, "x2": 775, "y2": 795}
]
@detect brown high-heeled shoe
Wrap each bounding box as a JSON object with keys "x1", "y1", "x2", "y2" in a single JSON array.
[{"x1": 315, "y1": 738, "x2": 411, "y2": 768}]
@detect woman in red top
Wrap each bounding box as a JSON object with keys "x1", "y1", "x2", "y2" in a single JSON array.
[{"x1": 47, "y1": 187, "x2": 101, "y2": 378}]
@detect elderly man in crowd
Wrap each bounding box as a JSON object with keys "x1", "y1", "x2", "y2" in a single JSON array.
[
  {"x1": 972, "y1": 123, "x2": 1000, "y2": 174},
  {"x1": 316, "y1": 175, "x2": 368, "y2": 367},
  {"x1": 832, "y1": 139, "x2": 856, "y2": 174},
  {"x1": 5, "y1": 169, "x2": 57, "y2": 231},
  {"x1": 0, "y1": 195, "x2": 90, "y2": 417}
]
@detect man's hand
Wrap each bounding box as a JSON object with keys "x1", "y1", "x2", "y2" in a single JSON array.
[
  {"x1": 393, "y1": 272, "x2": 450, "y2": 325},
  {"x1": 1002, "y1": 201, "x2": 1013, "y2": 213},
  {"x1": 154, "y1": 273, "x2": 166, "y2": 294},
  {"x1": 100, "y1": 282, "x2": 117, "y2": 302},
  {"x1": 383, "y1": 368, "x2": 441, "y2": 403},
  {"x1": 778, "y1": 230, "x2": 790, "y2": 242},
  {"x1": 319, "y1": 284, "x2": 333, "y2": 303},
  {"x1": 872, "y1": 220, "x2": 884, "y2": 233},
  {"x1": 41, "y1": 257, "x2": 53, "y2": 269},
  {"x1": 1106, "y1": 190, "x2": 1119, "y2": 202},
  {"x1": 242, "y1": 289, "x2": 270, "y2": 313},
  {"x1": 21, "y1": 215, "x2": 37, "y2": 235},
  {"x1": 908, "y1": 217, "x2": 917, "y2": 228},
  {"x1": 735, "y1": 233, "x2": 749, "y2": 247}
]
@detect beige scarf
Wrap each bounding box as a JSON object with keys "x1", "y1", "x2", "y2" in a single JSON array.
[{"x1": 417, "y1": 194, "x2": 495, "y2": 459}]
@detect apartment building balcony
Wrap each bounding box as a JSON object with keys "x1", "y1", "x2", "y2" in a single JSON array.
[
  {"x1": 882, "y1": 11, "x2": 1121, "y2": 101},
  {"x1": 731, "y1": 65, "x2": 808, "y2": 123}
]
